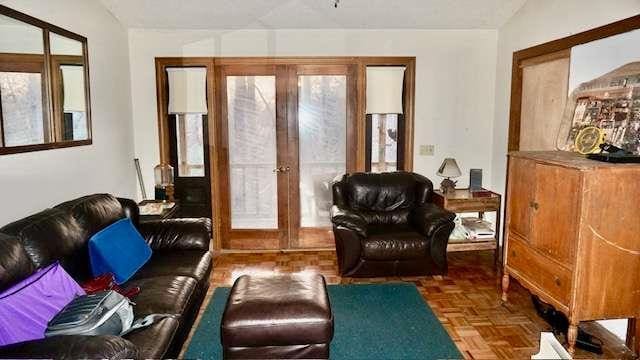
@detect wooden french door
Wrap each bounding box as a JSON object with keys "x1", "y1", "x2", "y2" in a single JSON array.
[
  {"x1": 287, "y1": 64, "x2": 357, "y2": 248},
  {"x1": 217, "y1": 63, "x2": 356, "y2": 249}
]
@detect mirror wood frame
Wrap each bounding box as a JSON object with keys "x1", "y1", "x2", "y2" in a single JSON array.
[
  {"x1": 0, "y1": 4, "x2": 92, "y2": 155},
  {"x1": 507, "y1": 14, "x2": 640, "y2": 152}
]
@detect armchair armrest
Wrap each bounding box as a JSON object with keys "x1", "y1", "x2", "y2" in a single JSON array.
[
  {"x1": 0, "y1": 335, "x2": 138, "y2": 359},
  {"x1": 410, "y1": 203, "x2": 456, "y2": 237},
  {"x1": 138, "y1": 218, "x2": 212, "y2": 251},
  {"x1": 330, "y1": 205, "x2": 368, "y2": 238}
]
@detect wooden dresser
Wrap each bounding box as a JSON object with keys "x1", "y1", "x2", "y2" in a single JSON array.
[{"x1": 501, "y1": 151, "x2": 640, "y2": 355}]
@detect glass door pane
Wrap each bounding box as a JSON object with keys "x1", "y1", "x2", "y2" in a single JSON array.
[
  {"x1": 227, "y1": 75, "x2": 278, "y2": 229},
  {"x1": 298, "y1": 75, "x2": 347, "y2": 228}
]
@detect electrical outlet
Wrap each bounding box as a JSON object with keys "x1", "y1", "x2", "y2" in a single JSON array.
[{"x1": 419, "y1": 144, "x2": 434, "y2": 156}]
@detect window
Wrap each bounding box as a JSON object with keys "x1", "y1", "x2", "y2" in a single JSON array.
[
  {"x1": 175, "y1": 113, "x2": 205, "y2": 177},
  {"x1": 366, "y1": 113, "x2": 405, "y2": 172}
]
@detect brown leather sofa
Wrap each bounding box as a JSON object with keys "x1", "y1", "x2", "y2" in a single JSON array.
[
  {"x1": 0, "y1": 194, "x2": 212, "y2": 359},
  {"x1": 331, "y1": 172, "x2": 455, "y2": 277}
]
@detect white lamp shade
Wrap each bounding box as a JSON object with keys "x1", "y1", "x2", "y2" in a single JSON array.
[
  {"x1": 61, "y1": 65, "x2": 86, "y2": 113},
  {"x1": 437, "y1": 158, "x2": 462, "y2": 178},
  {"x1": 167, "y1": 67, "x2": 208, "y2": 114},
  {"x1": 366, "y1": 66, "x2": 405, "y2": 114}
]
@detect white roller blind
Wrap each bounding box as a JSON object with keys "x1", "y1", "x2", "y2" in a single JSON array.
[
  {"x1": 366, "y1": 66, "x2": 405, "y2": 114},
  {"x1": 167, "y1": 67, "x2": 208, "y2": 114},
  {"x1": 61, "y1": 65, "x2": 86, "y2": 112}
]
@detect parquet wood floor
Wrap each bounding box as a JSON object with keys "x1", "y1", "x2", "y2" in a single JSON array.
[{"x1": 182, "y1": 250, "x2": 634, "y2": 359}]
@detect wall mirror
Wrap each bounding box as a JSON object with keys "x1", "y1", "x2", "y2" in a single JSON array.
[{"x1": 0, "y1": 5, "x2": 91, "y2": 154}]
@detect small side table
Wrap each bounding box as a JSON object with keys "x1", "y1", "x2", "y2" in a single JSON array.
[
  {"x1": 138, "y1": 200, "x2": 180, "y2": 223},
  {"x1": 432, "y1": 188, "x2": 502, "y2": 267}
]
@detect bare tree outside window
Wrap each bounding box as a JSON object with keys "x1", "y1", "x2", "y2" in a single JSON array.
[
  {"x1": 0, "y1": 72, "x2": 45, "y2": 146},
  {"x1": 370, "y1": 113, "x2": 398, "y2": 172},
  {"x1": 176, "y1": 113, "x2": 205, "y2": 177}
]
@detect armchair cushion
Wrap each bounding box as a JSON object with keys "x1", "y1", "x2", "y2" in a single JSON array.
[
  {"x1": 410, "y1": 203, "x2": 456, "y2": 237},
  {"x1": 330, "y1": 205, "x2": 368, "y2": 238},
  {"x1": 138, "y1": 218, "x2": 212, "y2": 251},
  {"x1": 362, "y1": 229, "x2": 427, "y2": 260}
]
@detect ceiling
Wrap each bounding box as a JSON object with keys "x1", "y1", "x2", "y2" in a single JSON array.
[{"x1": 100, "y1": 0, "x2": 528, "y2": 30}]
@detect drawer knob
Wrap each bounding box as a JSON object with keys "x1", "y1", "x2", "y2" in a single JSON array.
[
  {"x1": 529, "y1": 201, "x2": 539, "y2": 210},
  {"x1": 554, "y1": 276, "x2": 561, "y2": 286},
  {"x1": 511, "y1": 250, "x2": 516, "y2": 257}
]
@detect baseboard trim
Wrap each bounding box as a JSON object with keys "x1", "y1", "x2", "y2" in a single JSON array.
[{"x1": 216, "y1": 247, "x2": 336, "y2": 255}]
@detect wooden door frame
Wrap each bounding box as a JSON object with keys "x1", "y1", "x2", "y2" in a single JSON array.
[
  {"x1": 156, "y1": 56, "x2": 416, "y2": 250},
  {"x1": 154, "y1": 57, "x2": 219, "y2": 247},
  {"x1": 508, "y1": 14, "x2": 640, "y2": 151}
]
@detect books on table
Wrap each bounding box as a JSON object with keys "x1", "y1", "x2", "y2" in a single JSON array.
[{"x1": 450, "y1": 216, "x2": 496, "y2": 242}]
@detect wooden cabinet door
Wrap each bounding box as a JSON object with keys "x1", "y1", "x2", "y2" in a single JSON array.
[
  {"x1": 531, "y1": 163, "x2": 580, "y2": 266},
  {"x1": 506, "y1": 157, "x2": 536, "y2": 240}
]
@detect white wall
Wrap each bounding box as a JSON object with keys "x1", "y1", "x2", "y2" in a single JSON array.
[
  {"x1": 128, "y1": 29, "x2": 498, "y2": 198},
  {"x1": 0, "y1": 0, "x2": 136, "y2": 225},
  {"x1": 492, "y1": 0, "x2": 640, "y2": 341}
]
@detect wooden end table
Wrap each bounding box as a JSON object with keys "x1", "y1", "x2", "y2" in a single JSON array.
[
  {"x1": 432, "y1": 188, "x2": 502, "y2": 268},
  {"x1": 138, "y1": 200, "x2": 180, "y2": 222}
]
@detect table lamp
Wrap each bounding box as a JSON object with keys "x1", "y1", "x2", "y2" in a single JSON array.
[
  {"x1": 437, "y1": 158, "x2": 461, "y2": 194},
  {"x1": 154, "y1": 164, "x2": 174, "y2": 201}
]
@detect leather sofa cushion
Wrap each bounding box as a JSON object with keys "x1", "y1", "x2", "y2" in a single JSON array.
[
  {"x1": 125, "y1": 275, "x2": 197, "y2": 316},
  {"x1": 0, "y1": 233, "x2": 35, "y2": 291},
  {"x1": 222, "y1": 274, "x2": 333, "y2": 347},
  {"x1": 55, "y1": 194, "x2": 125, "y2": 239},
  {"x1": 124, "y1": 317, "x2": 179, "y2": 359},
  {"x1": 132, "y1": 250, "x2": 211, "y2": 283},
  {"x1": 362, "y1": 227, "x2": 428, "y2": 260},
  {"x1": 0, "y1": 208, "x2": 90, "y2": 281},
  {"x1": 0, "y1": 334, "x2": 139, "y2": 359}
]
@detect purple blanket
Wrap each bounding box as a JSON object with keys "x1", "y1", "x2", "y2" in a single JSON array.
[{"x1": 0, "y1": 262, "x2": 84, "y2": 346}]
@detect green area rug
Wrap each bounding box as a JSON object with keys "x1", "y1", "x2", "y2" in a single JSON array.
[{"x1": 185, "y1": 283, "x2": 462, "y2": 360}]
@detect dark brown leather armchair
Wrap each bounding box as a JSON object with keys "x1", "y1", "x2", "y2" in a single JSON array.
[{"x1": 331, "y1": 172, "x2": 455, "y2": 277}]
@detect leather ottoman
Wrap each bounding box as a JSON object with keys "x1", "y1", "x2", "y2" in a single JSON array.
[{"x1": 221, "y1": 274, "x2": 334, "y2": 359}]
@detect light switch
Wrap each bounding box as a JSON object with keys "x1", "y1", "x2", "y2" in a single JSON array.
[{"x1": 419, "y1": 144, "x2": 434, "y2": 156}]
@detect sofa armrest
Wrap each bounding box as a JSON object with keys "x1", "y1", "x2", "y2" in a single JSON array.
[
  {"x1": 0, "y1": 335, "x2": 138, "y2": 360},
  {"x1": 330, "y1": 205, "x2": 368, "y2": 238},
  {"x1": 138, "y1": 218, "x2": 212, "y2": 251},
  {"x1": 410, "y1": 203, "x2": 456, "y2": 237}
]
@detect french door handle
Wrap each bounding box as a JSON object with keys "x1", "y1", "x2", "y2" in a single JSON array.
[{"x1": 273, "y1": 166, "x2": 290, "y2": 173}]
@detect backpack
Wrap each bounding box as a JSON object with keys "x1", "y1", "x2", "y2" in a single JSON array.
[{"x1": 45, "y1": 290, "x2": 173, "y2": 337}]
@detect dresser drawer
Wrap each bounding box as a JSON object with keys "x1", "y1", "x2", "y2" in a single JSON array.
[{"x1": 506, "y1": 235, "x2": 572, "y2": 305}]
